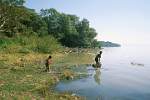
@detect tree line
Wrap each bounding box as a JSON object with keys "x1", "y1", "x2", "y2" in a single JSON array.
[{"x1": 0, "y1": 0, "x2": 100, "y2": 48}]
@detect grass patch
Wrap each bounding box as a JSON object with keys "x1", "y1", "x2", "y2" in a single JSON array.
[{"x1": 0, "y1": 49, "x2": 97, "y2": 100}]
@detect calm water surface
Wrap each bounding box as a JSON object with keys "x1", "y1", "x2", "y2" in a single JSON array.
[{"x1": 55, "y1": 45, "x2": 150, "y2": 100}]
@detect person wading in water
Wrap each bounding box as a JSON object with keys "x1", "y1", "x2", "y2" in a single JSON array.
[{"x1": 94, "y1": 51, "x2": 102, "y2": 68}]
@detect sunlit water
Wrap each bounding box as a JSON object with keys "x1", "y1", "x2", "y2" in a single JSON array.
[{"x1": 55, "y1": 45, "x2": 150, "y2": 100}]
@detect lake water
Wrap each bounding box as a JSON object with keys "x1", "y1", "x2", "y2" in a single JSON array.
[{"x1": 55, "y1": 45, "x2": 150, "y2": 100}]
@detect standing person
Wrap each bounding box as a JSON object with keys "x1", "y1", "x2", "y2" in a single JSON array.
[
  {"x1": 45, "y1": 55, "x2": 52, "y2": 72},
  {"x1": 95, "y1": 51, "x2": 102, "y2": 68}
]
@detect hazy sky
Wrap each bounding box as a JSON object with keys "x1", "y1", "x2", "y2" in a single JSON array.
[{"x1": 25, "y1": 0, "x2": 150, "y2": 45}]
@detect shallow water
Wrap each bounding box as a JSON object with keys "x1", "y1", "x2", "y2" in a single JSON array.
[{"x1": 55, "y1": 45, "x2": 150, "y2": 100}]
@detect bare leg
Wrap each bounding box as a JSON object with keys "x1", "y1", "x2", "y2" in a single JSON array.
[{"x1": 96, "y1": 62, "x2": 101, "y2": 68}]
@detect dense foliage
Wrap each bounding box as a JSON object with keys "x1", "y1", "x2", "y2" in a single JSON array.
[
  {"x1": 40, "y1": 9, "x2": 98, "y2": 47},
  {"x1": 0, "y1": 0, "x2": 99, "y2": 48}
]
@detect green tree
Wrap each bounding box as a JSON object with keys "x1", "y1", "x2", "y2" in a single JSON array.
[
  {"x1": 40, "y1": 8, "x2": 98, "y2": 47},
  {"x1": 0, "y1": 0, "x2": 26, "y2": 37},
  {"x1": 76, "y1": 19, "x2": 97, "y2": 47},
  {"x1": 91, "y1": 39, "x2": 101, "y2": 48},
  {"x1": 40, "y1": 8, "x2": 62, "y2": 39},
  {"x1": 21, "y1": 9, "x2": 48, "y2": 36},
  {"x1": 0, "y1": 0, "x2": 25, "y2": 6},
  {"x1": 59, "y1": 14, "x2": 79, "y2": 47}
]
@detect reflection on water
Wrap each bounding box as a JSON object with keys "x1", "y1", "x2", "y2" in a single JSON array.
[
  {"x1": 55, "y1": 46, "x2": 150, "y2": 100},
  {"x1": 94, "y1": 68, "x2": 101, "y2": 85}
]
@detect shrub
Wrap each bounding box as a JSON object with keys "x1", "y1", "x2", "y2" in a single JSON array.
[{"x1": 0, "y1": 35, "x2": 61, "y2": 53}]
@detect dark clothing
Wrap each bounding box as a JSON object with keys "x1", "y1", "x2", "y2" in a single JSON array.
[
  {"x1": 94, "y1": 51, "x2": 102, "y2": 68},
  {"x1": 95, "y1": 54, "x2": 101, "y2": 62}
]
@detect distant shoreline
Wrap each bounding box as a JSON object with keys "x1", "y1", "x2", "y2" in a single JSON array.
[{"x1": 100, "y1": 41, "x2": 121, "y2": 47}]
